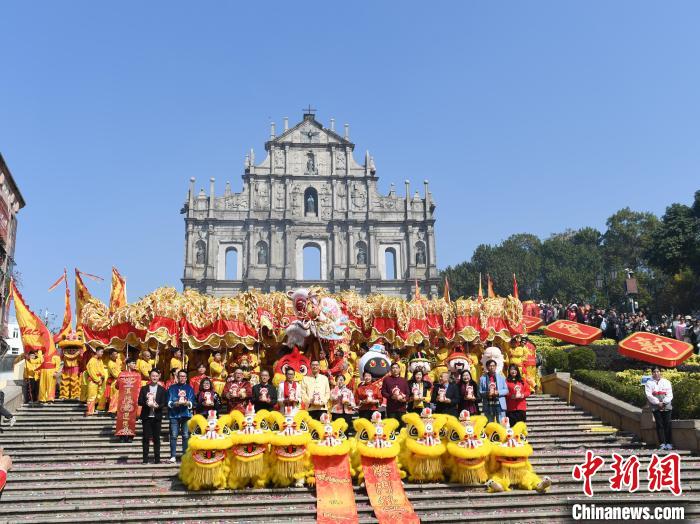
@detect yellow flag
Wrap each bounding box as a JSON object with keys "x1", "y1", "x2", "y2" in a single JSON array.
[
  {"x1": 10, "y1": 280, "x2": 57, "y2": 358},
  {"x1": 109, "y1": 267, "x2": 127, "y2": 314},
  {"x1": 75, "y1": 269, "x2": 94, "y2": 331}
]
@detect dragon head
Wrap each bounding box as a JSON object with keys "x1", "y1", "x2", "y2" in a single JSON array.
[
  {"x1": 485, "y1": 417, "x2": 532, "y2": 469},
  {"x1": 401, "y1": 408, "x2": 448, "y2": 458},
  {"x1": 308, "y1": 412, "x2": 351, "y2": 456},
  {"x1": 353, "y1": 412, "x2": 402, "y2": 458},
  {"x1": 267, "y1": 408, "x2": 312, "y2": 462},
  {"x1": 444, "y1": 410, "x2": 491, "y2": 469}
]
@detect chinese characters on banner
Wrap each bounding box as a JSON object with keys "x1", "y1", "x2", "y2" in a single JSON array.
[{"x1": 572, "y1": 450, "x2": 682, "y2": 497}]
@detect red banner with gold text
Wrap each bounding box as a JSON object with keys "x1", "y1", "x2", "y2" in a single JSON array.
[
  {"x1": 115, "y1": 371, "x2": 141, "y2": 437},
  {"x1": 361, "y1": 456, "x2": 420, "y2": 524},
  {"x1": 312, "y1": 454, "x2": 358, "y2": 524}
]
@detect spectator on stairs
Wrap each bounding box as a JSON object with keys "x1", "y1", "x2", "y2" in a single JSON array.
[
  {"x1": 167, "y1": 370, "x2": 195, "y2": 463},
  {"x1": 138, "y1": 369, "x2": 167, "y2": 464},
  {"x1": 645, "y1": 366, "x2": 674, "y2": 451},
  {"x1": 505, "y1": 364, "x2": 530, "y2": 425},
  {"x1": 0, "y1": 390, "x2": 16, "y2": 428}
]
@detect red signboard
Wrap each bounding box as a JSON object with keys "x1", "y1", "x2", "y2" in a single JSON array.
[
  {"x1": 544, "y1": 320, "x2": 602, "y2": 346},
  {"x1": 523, "y1": 315, "x2": 543, "y2": 333},
  {"x1": 618, "y1": 332, "x2": 694, "y2": 367}
]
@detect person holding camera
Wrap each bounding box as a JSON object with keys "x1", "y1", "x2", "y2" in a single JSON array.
[{"x1": 645, "y1": 366, "x2": 674, "y2": 450}]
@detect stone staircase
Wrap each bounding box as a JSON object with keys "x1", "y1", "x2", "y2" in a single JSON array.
[{"x1": 0, "y1": 395, "x2": 698, "y2": 523}]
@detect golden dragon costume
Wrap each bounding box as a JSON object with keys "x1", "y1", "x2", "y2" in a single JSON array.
[{"x1": 484, "y1": 417, "x2": 551, "y2": 493}]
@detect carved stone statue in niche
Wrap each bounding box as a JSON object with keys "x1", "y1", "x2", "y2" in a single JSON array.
[
  {"x1": 274, "y1": 149, "x2": 284, "y2": 168},
  {"x1": 195, "y1": 240, "x2": 206, "y2": 265},
  {"x1": 336, "y1": 150, "x2": 346, "y2": 169},
  {"x1": 306, "y1": 192, "x2": 317, "y2": 215},
  {"x1": 356, "y1": 242, "x2": 367, "y2": 265},
  {"x1": 257, "y1": 242, "x2": 268, "y2": 265},
  {"x1": 305, "y1": 151, "x2": 317, "y2": 175},
  {"x1": 351, "y1": 183, "x2": 366, "y2": 210},
  {"x1": 415, "y1": 242, "x2": 426, "y2": 265}
]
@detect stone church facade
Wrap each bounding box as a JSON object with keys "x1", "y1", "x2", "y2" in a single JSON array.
[{"x1": 181, "y1": 110, "x2": 439, "y2": 297}]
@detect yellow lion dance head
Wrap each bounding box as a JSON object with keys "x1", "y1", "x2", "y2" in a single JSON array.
[
  {"x1": 308, "y1": 412, "x2": 351, "y2": 457},
  {"x1": 266, "y1": 408, "x2": 312, "y2": 487},
  {"x1": 444, "y1": 410, "x2": 491, "y2": 484},
  {"x1": 400, "y1": 408, "x2": 448, "y2": 482},
  {"x1": 484, "y1": 417, "x2": 551, "y2": 493},
  {"x1": 226, "y1": 404, "x2": 271, "y2": 489},
  {"x1": 179, "y1": 410, "x2": 234, "y2": 490},
  {"x1": 352, "y1": 412, "x2": 403, "y2": 483}
]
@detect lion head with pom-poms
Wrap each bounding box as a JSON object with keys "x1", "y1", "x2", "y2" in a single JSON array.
[
  {"x1": 400, "y1": 408, "x2": 448, "y2": 482},
  {"x1": 179, "y1": 410, "x2": 234, "y2": 490},
  {"x1": 444, "y1": 410, "x2": 492, "y2": 484},
  {"x1": 226, "y1": 404, "x2": 271, "y2": 489},
  {"x1": 266, "y1": 408, "x2": 313, "y2": 487}
]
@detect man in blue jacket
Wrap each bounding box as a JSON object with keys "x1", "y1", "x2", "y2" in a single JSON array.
[
  {"x1": 479, "y1": 359, "x2": 508, "y2": 423},
  {"x1": 167, "y1": 370, "x2": 195, "y2": 463}
]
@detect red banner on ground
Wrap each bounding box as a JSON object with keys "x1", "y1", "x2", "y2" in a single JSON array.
[
  {"x1": 523, "y1": 315, "x2": 544, "y2": 332},
  {"x1": 115, "y1": 371, "x2": 141, "y2": 437},
  {"x1": 619, "y1": 332, "x2": 694, "y2": 367},
  {"x1": 544, "y1": 319, "x2": 602, "y2": 345},
  {"x1": 312, "y1": 454, "x2": 358, "y2": 524},
  {"x1": 361, "y1": 456, "x2": 420, "y2": 524}
]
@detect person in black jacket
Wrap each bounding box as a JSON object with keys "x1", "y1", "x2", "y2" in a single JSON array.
[
  {"x1": 430, "y1": 371, "x2": 460, "y2": 417},
  {"x1": 137, "y1": 369, "x2": 167, "y2": 464},
  {"x1": 252, "y1": 370, "x2": 277, "y2": 412},
  {"x1": 195, "y1": 377, "x2": 222, "y2": 416}
]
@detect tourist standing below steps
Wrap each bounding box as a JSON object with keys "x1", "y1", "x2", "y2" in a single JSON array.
[
  {"x1": 645, "y1": 366, "x2": 674, "y2": 451},
  {"x1": 167, "y1": 370, "x2": 195, "y2": 463},
  {"x1": 479, "y1": 359, "x2": 508, "y2": 423},
  {"x1": 138, "y1": 369, "x2": 167, "y2": 464},
  {"x1": 381, "y1": 362, "x2": 409, "y2": 427},
  {"x1": 302, "y1": 360, "x2": 331, "y2": 420},
  {"x1": 505, "y1": 364, "x2": 530, "y2": 425}
]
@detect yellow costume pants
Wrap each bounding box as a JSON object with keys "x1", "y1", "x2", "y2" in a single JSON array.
[
  {"x1": 59, "y1": 370, "x2": 81, "y2": 400},
  {"x1": 38, "y1": 369, "x2": 58, "y2": 402}
]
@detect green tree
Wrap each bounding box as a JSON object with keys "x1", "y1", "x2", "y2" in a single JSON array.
[{"x1": 647, "y1": 203, "x2": 699, "y2": 275}]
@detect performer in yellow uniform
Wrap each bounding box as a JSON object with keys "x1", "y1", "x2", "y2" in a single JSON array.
[
  {"x1": 136, "y1": 349, "x2": 159, "y2": 386},
  {"x1": 170, "y1": 348, "x2": 188, "y2": 375},
  {"x1": 85, "y1": 348, "x2": 106, "y2": 416},
  {"x1": 59, "y1": 334, "x2": 84, "y2": 400},
  {"x1": 104, "y1": 350, "x2": 123, "y2": 413},
  {"x1": 209, "y1": 350, "x2": 227, "y2": 395},
  {"x1": 23, "y1": 350, "x2": 44, "y2": 403},
  {"x1": 38, "y1": 352, "x2": 62, "y2": 403}
]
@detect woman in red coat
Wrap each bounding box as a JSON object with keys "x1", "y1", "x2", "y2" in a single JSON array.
[{"x1": 505, "y1": 364, "x2": 530, "y2": 425}]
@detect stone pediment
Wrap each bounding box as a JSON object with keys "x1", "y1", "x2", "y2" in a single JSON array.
[{"x1": 267, "y1": 115, "x2": 353, "y2": 149}]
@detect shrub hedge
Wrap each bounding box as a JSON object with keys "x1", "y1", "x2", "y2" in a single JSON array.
[
  {"x1": 568, "y1": 347, "x2": 596, "y2": 372},
  {"x1": 572, "y1": 370, "x2": 646, "y2": 408}
]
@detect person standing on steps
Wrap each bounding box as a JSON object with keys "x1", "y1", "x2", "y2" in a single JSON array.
[
  {"x1": 505, "y1": 364, "x2": 530, "y2": 425},
  {"x1": 167, "y1": 370, "x2": 195, "y2": 463},
  {"x1": 0, "y1": 389, "x2": 16, "y2": 429},
  {"x1": 302, "y1": 360, "x2": 330, "y2": 420},
  {"x1": 479, "y1": 359, "x2": 508, "y2": 423},
  {"x1": 381, "y1": 362, "x2": 409, "y2": 427},
  {"x1": 252, "y1": 369, "x2": 277, "y2": 412},
  {"x1": 138, "y1": 369, "x2": 166, "y2": 464},
  {"x1": 431, "y1": 371, "x2": 460, "y2": 417},
  {"x1": 645, "y1": 366, "x2": 674, "y2": 450}
]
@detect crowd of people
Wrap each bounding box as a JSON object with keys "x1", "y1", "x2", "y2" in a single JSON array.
[{"x1": 531, "y1": 300, "x2": 700, "y2": 347}]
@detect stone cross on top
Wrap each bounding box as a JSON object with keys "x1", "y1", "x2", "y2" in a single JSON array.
[{"x1": 302, "y1": 105, "x2": 317, "y2": 118}]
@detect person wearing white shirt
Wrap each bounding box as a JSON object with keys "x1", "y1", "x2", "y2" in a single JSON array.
[
  {"x1": 645, "y1": 366, "x2": 674, "y2": 450},
  {"x1": 301, "y1": 360, "x2": 330, "y2": 420}
]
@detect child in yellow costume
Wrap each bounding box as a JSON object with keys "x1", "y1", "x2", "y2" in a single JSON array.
[
  {"x1": 306, "y1": 412, "x2": 353, "y2": 486},
  {"x1": 180, "y1": 410, "x2": 234, "y2": 490},
  {"x1": 351, "y1": 412, "x2": 404, "y2": 484},
  {"x1": 38, "y1": 351, "x2": 62, "y2": 402},
  {"x1": 58, "y1": 333, "x2": 83, "y2": 400},
  {"x1": 399, "y1": 408, "x2": 448, "y2": 482},
  {"x1": 226, "y1": 405, "x2": 271, "y2": 489},
  {"x1": 443, "y1": 411, "x2": 492, "y2": 485},
  {"x1": 266, "y1": 408, "x2": 313, "y2": 487},
  {"x1": 484, "y1": 417, "x2": 551, "y2": 493},
  {"x1": 84, "y1": 348, "x2": 106, "y2": 415}
]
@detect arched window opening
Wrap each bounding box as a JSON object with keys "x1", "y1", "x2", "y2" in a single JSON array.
[
  {"x1": 225, "y1": 247, "x2": 238, "y2": 279},
  {"x1": 304, "y1": 187, "x2": 318, "y2": 217},
  {"x1": 303, "y1": 244, "x2": 322, "y2": 280},
  {"x1": 384, "y1": 248, "x2": 397, "y2": 280}
]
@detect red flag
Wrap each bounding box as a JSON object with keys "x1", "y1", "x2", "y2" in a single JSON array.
[
  {"x1": 443, "y1": 277, "x2": 450, "y2": 303},
  {"x1": 47, "y1": 270, "x2": 67, "y2": 292},
  {"x1": 513, "y1": 273, "x2": 519, "y2": 300},
  {"x1": 487, "y1": 274, "x2": 495, "y2": 298},
  {"x1": 477, "y1": 274, "x2": 483, "y2": 303}
]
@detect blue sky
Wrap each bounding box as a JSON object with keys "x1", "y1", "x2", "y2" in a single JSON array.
[{"x1": 2, "y1": 2, "x2": 699, "y2": 320}]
